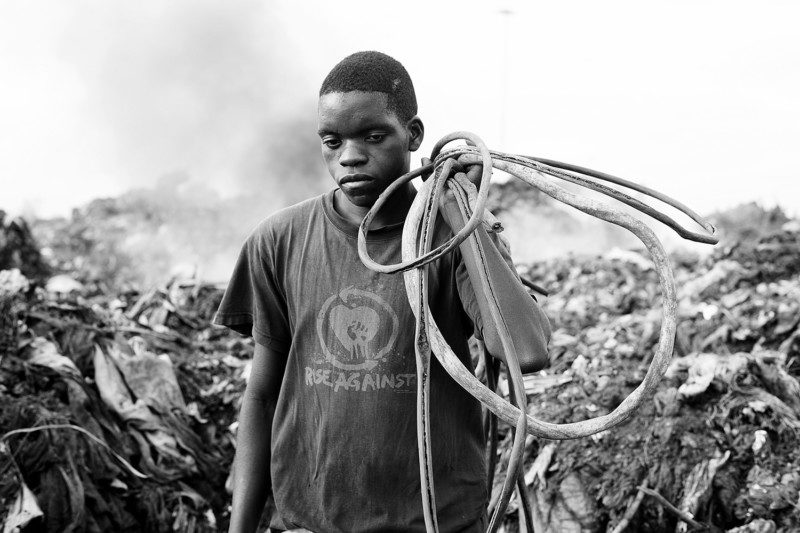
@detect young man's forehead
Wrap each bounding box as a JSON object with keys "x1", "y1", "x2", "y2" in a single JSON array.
[
  {"x1": 319, "y1": 89, "x2": 389, "y2": 104},
  {"x1": 318, "y1": 91, "x2": 391, "y2": 114},
  {"x1": 317, "y1": 91, "x2": 400, "y2": 134}
]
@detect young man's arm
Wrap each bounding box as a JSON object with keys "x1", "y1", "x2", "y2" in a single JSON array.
[
  {"x1": 438, "y1": 168, "x2": 551, "y2": 373},
  {"x1": 228, "y1": 342, "x2": 286, "y2": 533}
]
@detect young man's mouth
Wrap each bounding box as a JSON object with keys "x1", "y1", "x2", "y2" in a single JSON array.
[
  {"x1": 339, "y1": 174, "x2": 378, "y2": 195},
  {"x1": 340, "y1": 173, "x2": 375, "y2": 186}
]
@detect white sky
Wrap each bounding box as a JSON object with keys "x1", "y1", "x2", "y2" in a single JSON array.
[{"x1": 1, "y1": 0, "x2": 799, "y2": 218}]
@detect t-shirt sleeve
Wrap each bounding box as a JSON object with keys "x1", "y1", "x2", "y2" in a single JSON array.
[
  {"x1": 212, "y1": 226, "x2": 291, "y2": 352},
  {"x1": 455, "y1": 230, "x2": 517, "y2": 340}
]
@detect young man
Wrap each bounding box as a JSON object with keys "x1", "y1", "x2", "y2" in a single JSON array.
[{"x1": 215, "y1": 51, "x2": 550, "y2": 533}]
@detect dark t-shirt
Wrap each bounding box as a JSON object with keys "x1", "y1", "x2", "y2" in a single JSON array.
[{"x1": 214, "y1": 189, "x2": 506, "y2": 532}]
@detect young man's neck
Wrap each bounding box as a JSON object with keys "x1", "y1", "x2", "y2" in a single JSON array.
[{"x1": 333, "y1": 181, "x2": 417, "y2": 229}]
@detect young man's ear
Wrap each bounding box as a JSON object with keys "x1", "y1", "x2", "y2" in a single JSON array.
[{"x1": 406, "y1": 116, "x2": 424, "y2": 152}]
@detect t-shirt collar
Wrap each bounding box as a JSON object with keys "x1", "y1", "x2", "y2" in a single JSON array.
[{"x1": 322, "y1": 188, "x2": 405, "y2": 241}]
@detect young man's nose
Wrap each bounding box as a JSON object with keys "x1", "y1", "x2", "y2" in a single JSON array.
[{"x1": 338, "y1": 141, "x2": 368, "y2": 167}]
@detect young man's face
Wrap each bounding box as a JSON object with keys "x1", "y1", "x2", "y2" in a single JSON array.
[{"x1": 317, "y1": 91, "x2": 423, "y2": 209}]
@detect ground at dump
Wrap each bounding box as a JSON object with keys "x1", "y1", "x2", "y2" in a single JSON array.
[{"x1": 1, "y1": 207, "x2": 799, "y2": 532}]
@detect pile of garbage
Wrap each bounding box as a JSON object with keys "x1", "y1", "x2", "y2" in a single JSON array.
[
  {"x1": 3, "y1": 205, "x2": 800, "y2": 532},
  {"x1": 1, "y1": 214, "x2": 251, "y2": 531},
  {"x1": 492, "y1": 221, "x2": 800, "y2": 532}
]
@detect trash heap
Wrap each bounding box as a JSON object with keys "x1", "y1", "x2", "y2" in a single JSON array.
[
  {"x1": 3, "y1": 206, "x2": 800, "y2": 532},
  {"x1": 1, "y1": 214, "x2": 251, "y2": 532},
  {"x1": 492, "y1": 222, "x2": 800, "y2": 532}
]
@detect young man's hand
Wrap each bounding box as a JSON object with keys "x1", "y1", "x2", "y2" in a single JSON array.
[
  {"x1": 420, "y1": 155, "x2": 482, "y2": 212},
  {"x1": 458, "y1": 155, "x2": 484, "y2": 188},
  {"x1": 420, "y1": 155, "x2": 482, "y2": 182}
]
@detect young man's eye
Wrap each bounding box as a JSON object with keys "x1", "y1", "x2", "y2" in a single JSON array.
[
  {"x1": 322, "y1": 138, "x2": 341, "y2": 149},
  {"x1": 365, "y1": 133, "x2": 386, "y2": 143}
]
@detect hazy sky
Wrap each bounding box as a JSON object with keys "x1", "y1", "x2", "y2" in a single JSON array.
[{"x1": 2, "y1": 0, "x2": 799, "y2": 218}]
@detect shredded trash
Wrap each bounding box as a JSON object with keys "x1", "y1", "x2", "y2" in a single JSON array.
[
  {"x1": 2, "y1": 481, "x2": 43, "y2": 533},
  {"x1": 0, "y1": 227, "x2": 248, "y2": 531},
  {"x1": 494, "y1": 221, "x2": 800, "y2": 532}
]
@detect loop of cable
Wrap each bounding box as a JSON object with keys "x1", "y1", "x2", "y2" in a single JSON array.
[{"x1": 357, "y1": 132, "x2": 718, "y2": 533}]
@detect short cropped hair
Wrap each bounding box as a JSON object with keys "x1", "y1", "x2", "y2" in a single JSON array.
[{"x1": 319, "y1": 51, "x2": 418, "y2": 123}]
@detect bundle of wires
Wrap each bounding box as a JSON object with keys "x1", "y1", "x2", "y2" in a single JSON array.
[{"x1": 358, "y1": 132, "x2": 718, "y2": 533}]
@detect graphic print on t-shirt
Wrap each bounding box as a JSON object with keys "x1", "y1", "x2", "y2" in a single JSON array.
[{"x1": 307, "y1": 285, "x2": 416, "y2": 393}]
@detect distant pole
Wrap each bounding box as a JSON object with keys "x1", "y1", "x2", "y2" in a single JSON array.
[{"x1": 498, "y1": 5, "x2": 513, "y2": 148}]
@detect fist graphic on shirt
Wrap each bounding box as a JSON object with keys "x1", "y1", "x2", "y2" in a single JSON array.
[
  {"x1": 330, "y1": 305, "x2": 380, "y2": 361},
  {"x1": 316, "y1": 286, "x2": 400, "y2": 371}
]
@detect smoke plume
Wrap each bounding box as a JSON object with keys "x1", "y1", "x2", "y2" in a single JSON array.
[{"x1": 34, "y1": 1, "x2": 331, "y2": 285}]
